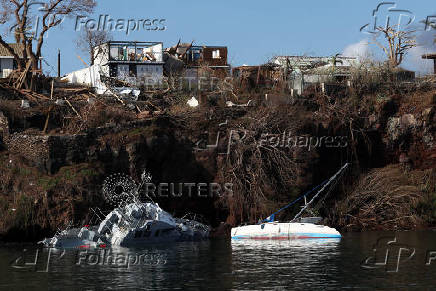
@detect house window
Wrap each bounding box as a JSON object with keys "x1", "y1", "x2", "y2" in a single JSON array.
[
  {"x1": 212, "y1": 50, "x2": 220, "y2": 59},
  {"x1": 109, "y1": 63, "x2": 118, "y2": 77},
  {"x1": 129, "y1": 64, "x2": 137, "y2": 77}
]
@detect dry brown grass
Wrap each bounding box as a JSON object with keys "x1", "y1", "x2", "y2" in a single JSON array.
[
  {"x1": 398, "y1": 89, "x2": 436, "y2": 116},
  {"x1": 66, "y1": 101, "x2": 136, "y2": 134},
  {"x1": 217, "y1": 106, "x2": 311, "y2": 225},
  {"x1": 332, "y1": 164, "x2": 435, "y2": 230}
]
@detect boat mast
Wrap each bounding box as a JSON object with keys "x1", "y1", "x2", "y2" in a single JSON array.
[{"x1": 291, "y1": 163, "x2": 349, "y2": 222}]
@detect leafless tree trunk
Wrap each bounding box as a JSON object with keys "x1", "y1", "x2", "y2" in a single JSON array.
[
  {"x1": 0, "y1": 0, "x2": 96, "y2": 88},
  {"x1": 373, "y1": 25, "x2": 416, "y2": 68}
]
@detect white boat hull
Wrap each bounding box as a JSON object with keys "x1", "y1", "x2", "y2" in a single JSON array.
[{"x1": 231, "y1": 222, "x2": 341, "y2": 240}]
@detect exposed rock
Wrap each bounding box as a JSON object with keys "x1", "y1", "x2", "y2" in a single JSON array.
[
  {"x1": 21, "y1": 100, "x2": 30, "y2": 109},
  {"x1": 387, "y1": 117, "x2": 401, "y2": 142},
  {"x1": 55, "y1": 99, "x2": 65, "y2": 106},
  {"x1": 0, "y1": 111, "x2": 9, "y2": 142},
  {"x1": 400, "y1": 114, "x2": 417, "y2": 128}
]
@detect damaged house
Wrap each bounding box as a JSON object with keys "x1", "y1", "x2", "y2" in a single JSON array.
[
  {"x1": 422, "y1": 53, "x2": 436, "y2": 75},
  {"x1": 232, "y1": 63, "x2": 282, "y2": 90},
  {"x1": 271, "y1": 55, "x2": 359, "y2": 95},
  {"x1": 164, "y1": 42, "x2": 231, "y2": 88},
  {"x1": 94, "y1": 41, "x2": 164, "y2": 84},
  {"x1": 0, "y1": 43, "x2": 43, "y2": 78},
  {"x1": 0, "y1": 43, "x2": 21, "y2": 78},
  {"x1": 64, "y1": 41, "x2": 164, "y2": 94}
]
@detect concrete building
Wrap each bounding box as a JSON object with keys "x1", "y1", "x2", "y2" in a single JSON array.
[
  {"x1": 94, "y1": 41, "x2": 164, "y2": 85},
  {"x1": 271, "y1": 55, "x2": 359, "y2": 95},
  {"x1": 63, "y1": 41, "x2": 164, "y2": 93},
  {"x1": 164, "y1": 42, "x2": 231, "y2": 82},
  {"x1": 232, "y1": 63, "x2": 282, "y2": 90},
  {"x1": 422, "y1": 53, "x2": 436, "y2": 74}
]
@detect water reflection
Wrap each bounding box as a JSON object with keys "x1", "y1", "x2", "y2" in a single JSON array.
[
  {"x1": 231, "y1": 238, "x2": 341, "y2": 250},
  {"x1": 1, "y1": 241, "x2": 234, "y2": 290},
  {"x1": 231, "y1": 239, "x2": 342, "y2": 290},
  {"x1": 2, "y1": 232, "x2": 436, "y2": 290}
]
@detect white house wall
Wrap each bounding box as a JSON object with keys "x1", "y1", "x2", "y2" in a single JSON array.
[
  {"x1": 0, "y1": 58, "x2": 13, "y2": 78},
  {"x1": 63, "y1": 64, "x2": 107, "y2": 94},
  {"x1": 93, "y1": 43, "x2": 110, "y2": 66},
  {"x1": 147, "y1": 43, "x2": 163, "y2": 62}
]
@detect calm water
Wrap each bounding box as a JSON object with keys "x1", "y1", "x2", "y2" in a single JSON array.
[{"x1": 1, "y1": 231, "x2": 436, "y2": 290}]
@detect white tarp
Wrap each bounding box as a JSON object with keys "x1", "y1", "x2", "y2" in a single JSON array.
[{"x1": 62, "y1": 65, "x2": 108, "y2": 94}]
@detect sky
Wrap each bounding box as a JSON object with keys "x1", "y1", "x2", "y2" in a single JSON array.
[{"x1": 3, "y1": 0, "x2": 435, "y2": 76}]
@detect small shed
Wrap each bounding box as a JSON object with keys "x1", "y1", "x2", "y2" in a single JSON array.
[
  {"x1": 422, "y1": 54, "x2": 436, "y2": 74},
  {"x1": 0, "y1": 43, "x2": 23, "y2": 78}
]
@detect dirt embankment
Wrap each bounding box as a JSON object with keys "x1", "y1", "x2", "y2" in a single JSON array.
[{"x1": 0, "y1": 84, "x2": 435, "y2": 241}]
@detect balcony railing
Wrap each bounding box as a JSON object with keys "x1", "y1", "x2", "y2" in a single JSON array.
[{"x1": 107, "y1": 41, "x2": 163, "y2": 63}]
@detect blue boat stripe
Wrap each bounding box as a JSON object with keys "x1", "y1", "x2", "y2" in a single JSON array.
[{"x1": 231, "y1": 232, "x2": 341, "y2": 239}]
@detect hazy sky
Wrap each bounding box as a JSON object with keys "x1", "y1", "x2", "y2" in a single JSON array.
[{"x1": 3, "y1": 0, "x2": 435, "y2": 76}]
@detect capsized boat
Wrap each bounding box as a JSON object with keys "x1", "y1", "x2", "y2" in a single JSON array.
[
  {"x1": 41, "y1": 170, "x2": 210, "y2": 248},
  {"x1": 41, "y1": 202, "x2": 210, "y2": 248},
  {"x1": 231, "y1": 163, "x2": 349, "y2": 240}
]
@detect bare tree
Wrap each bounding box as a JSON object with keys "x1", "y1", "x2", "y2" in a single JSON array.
[
  {"x1": 76, "y1": 29, "x2": 112, "y2": 66},
  {"x1": 0, "y1": 0, "x2": 96, "y2": 87},
  {"x1": 373, "y1": 25, "x2": 416, "y2": 68}
]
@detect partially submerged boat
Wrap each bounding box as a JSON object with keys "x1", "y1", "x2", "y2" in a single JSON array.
[
  {"x1": 231, "y1": 163, "x2": 349, "y2": 240},
  {"x1": 41, "y1": 202, "x2": 210, "y2": 248},
  {"x1": 41, "y1": 171, "x2": 209, "y2": 248}
]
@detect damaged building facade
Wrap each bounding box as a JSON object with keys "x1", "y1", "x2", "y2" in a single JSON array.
[
  {"x1": 422, "y1": 53, "x2": 436, "y2": 75},
  {"x1": 63, "y1": 40, "x2": 368, "y2": 96},
  {"x1": 271, "y1": 55, "x2": 359, "y2": 95},
  {"x1": 0, "y1": 43, "x2": 43, "y2": 78},
  {"x1": 94, "y1": 41, "x2": 164, "y2": 84},
  {"x1": 63, "y1": 41, "x2": 164, "y2": 93},
  {"x1": 164, "y1": 42, "x2": 231, "y2": 89},
  {"x1": 232, "y1": 63, "x2": 282, "y2": 90},
  {"x1": 0, "y1": 43, "x2": 21, "y2": 78}
]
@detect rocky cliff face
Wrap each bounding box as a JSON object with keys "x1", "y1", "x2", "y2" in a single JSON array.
[{"x1": 0, "y1": 88, "x2": 435, "y2": 241}]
